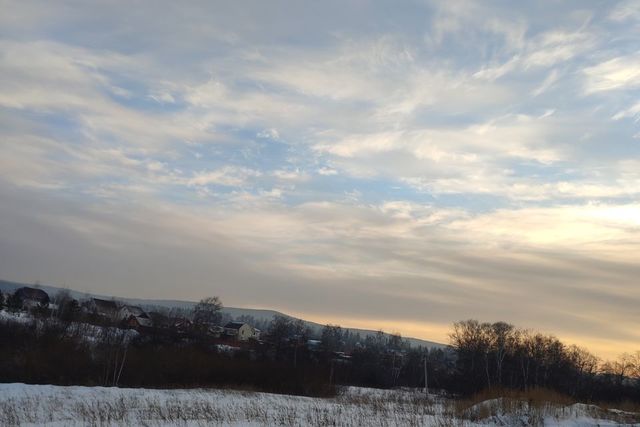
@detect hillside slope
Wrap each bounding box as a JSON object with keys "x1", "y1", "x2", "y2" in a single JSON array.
[{"x1": 0, "y1": 279, "x2": 445, "y2": 349}]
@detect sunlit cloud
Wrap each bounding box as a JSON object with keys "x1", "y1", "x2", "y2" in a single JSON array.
[{"x1": 583, "y1": 53, "x2": 640, "y2": 93}]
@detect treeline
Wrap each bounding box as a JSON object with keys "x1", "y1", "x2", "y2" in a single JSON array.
[
  {"x1": 448, "y1": 320, "x2": 640, "y2": 402},
  {"x1": 0, "y1": 288, "x2": 450, "y2": 395},
  {"x1": 0, "y1": 315, "x2": 333, "y2": 397},
  {"x1": 255, "y1": 316, "x2": 454, "y2": 391},
  {"x1": 0, "y1": 288, "x2": 638, "y2": 403},
  {"x1": 0, "y1": 290, "x2": 334, "y2": 396}
]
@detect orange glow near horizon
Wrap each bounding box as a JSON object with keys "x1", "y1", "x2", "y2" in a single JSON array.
[{"x1": 274, "y1": 310, "x2": 634, "y2": 361}]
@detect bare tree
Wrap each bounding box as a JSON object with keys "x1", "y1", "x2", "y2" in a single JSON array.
[
  {"x1": 490, "y1": 321, "x2": 517, "y2": 386},
  {"x1": 450, "y1": 320, "x2": 492, "y2": 388},
  {"x1": 193, "y1": 296, "x2": 223, "y2": 327},
  {"x1": 321, "y1": 324, "x2": 342, "y2": 353},
  {"x1": 267, "y1": 315, "x2": 293, "y2": 359}
]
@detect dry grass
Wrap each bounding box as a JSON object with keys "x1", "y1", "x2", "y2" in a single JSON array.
[
  {"x1": 599, "y1": 399, "x2": 640, "y2": 413},
  {"x1": 0, "y1": 386, "x2": 458, "y2": 427},
  {"x1": 450, "y1": 387, "x2": 640, "y2": 425},
  {"x1": 1, "y1": 384, "x2": 639, "y2": 426},
  {"x1": 456, "y1": 387, "x2": 575, "y2": 410}
]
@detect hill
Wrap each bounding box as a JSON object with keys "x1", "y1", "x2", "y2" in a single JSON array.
[{"x1": 0, "y1": 279, "x2": 445, "y2": 349}]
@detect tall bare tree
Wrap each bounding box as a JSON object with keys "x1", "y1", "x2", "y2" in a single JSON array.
[{"x1": 193, "y1": 296, "x2": 223, "y2": 327}]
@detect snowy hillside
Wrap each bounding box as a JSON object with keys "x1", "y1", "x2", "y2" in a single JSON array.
[
  {"x1": 0, "y1": 383, "x2": 637, "y2": 426},
  {"x1": 0, "y1": 279, "x2": 445, "y2": 349}
]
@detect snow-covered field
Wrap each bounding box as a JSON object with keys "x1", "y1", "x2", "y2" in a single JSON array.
[{"x1": 0, "y1": 383, "x2": 637, "y2": 426}]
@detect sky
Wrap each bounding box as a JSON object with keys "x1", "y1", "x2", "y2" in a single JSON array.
[{"x1": 1, "y1": 0, "x2": 639, "y2": 359}]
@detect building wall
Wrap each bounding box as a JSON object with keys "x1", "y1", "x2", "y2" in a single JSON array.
[{"x1": 238, "y1": 324, "x2": 254, "y2": 341}]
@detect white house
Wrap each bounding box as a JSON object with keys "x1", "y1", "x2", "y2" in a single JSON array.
[{"x1": 223, "y1": 321, "x2": 257, "y2": 341}]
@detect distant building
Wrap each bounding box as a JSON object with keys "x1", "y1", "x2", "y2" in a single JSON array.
[
  {"x1": 223, "y1": 321, "x2": 257, "y2": 341},
  {"x1": 84, "y1": 298, "x2": 119, "y2": 319},
  {"x1": 14, "y1": 287, "x2": 50, "y2": 309},
  {"x1": 123, "y1": 313, "x2": 152, "y2": 329},
  {"x1": 119, "y1": 305, "x2": 152, "y2": 329},
  {"x1": 119, "y1": 305, "x2": 145, "y2": 320}
]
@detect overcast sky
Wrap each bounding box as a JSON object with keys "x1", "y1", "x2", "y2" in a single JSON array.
[{"x1": 1, "y1": 0, "x2": 639, "y2": 358}]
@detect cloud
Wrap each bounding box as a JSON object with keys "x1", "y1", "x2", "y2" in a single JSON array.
[
  {"x1": 583, "y1": 53, "x2": 640, "y2": 93},
  {"x1": 312, "y1": 113, "x2": 565, "y2": 197},
  {"x1": 473, "y1": 27, "x2": 596, "y2": 83},
  {"x1": 531, "y1": 69, "x2": 561, "y2": 96},
  {"x1": 609, "y1": 0, "x2": 640, "y2": 22},
  {"x1": 426, "y1": 0, "x2": 526, "y2": 51},
  {"x1": 447, "y1": 203, "x2": 640, "y2": 249},
  {"x1": 271, "y1": 169, "x2": 309, "y2": 182},
  {"x1": 317, "y1": 114, "x2": 562, "y2": 163},
  {"x1": 188, "y1": 167, "x2": 261, "y2": 187},
  {"x1": 612, "y1": 101, "x2": 640, "y2": 121},
  {"x1": 317, "y1": 167, "x2": 338, "y2": 176},
  {"x1": 523, "y1": 29, "x2": 595, "y2": 69}
]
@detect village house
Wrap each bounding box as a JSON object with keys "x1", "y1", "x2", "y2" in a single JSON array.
[
  {"x1": 14, "y1": 287, "x2": 50, "y2": 309},
  {"x1": 123, "y1": 313, "x2": 152, "y2": 329},
  {"x1": 119, "y1": 305, "x2": 153, "y2": 329},
  {"x1": 83, "y1": 298, "x2": 119, "y2": 320},
  {"x1": 223, "y1": 321, "x2": 257, "y2": 341}
]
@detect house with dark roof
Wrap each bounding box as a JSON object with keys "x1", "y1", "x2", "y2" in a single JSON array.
[
  {"x1": 84, "y1": 298, "x2": 120, "y2": 319},
  {"x1": 14, "y1": 287, "x2": 50, "y2": 309},
  {"x1": 123, "y1": 313, "x2": 153, "y2": 329},
  {"x1": 119, "y1": 305, "x2": 153, "y2": 329},
  {"x1": 223, "y1": 321, "x2": 257, "y2": 341},
  {"x1": 118, "y1": 305, "x2": 145, "y2": 320}
]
